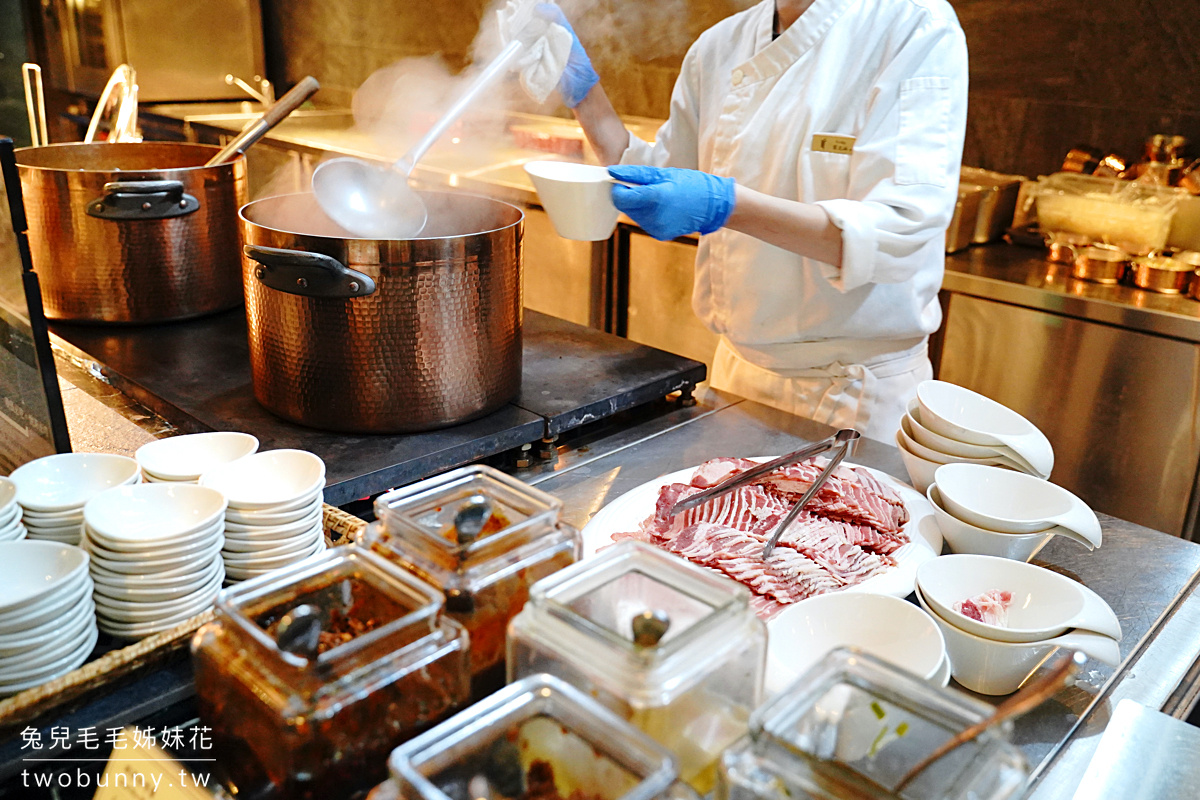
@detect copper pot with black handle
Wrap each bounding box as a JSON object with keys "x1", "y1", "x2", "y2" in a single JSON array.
[
  {"x1": 239, "y1": 191, "x2": 523, "y2": 433},
  {"x1": 16, "y1": 142, "x2": 247, "y2": 323}
]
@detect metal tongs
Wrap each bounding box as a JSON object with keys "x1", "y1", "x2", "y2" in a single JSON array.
[
  {"x1": 665, "y1": 429, "x2": 861, "y2": 558},
  {"x1": 761, "y1": 429, "x2": 860, "y2": 558}
]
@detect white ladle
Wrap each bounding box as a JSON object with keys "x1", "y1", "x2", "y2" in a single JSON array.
[
  {"x1": 916, "y1": 554, "x2": 1122, "y2": 643},
  {"x1": 312, "y1": 39, "x2": 525, "y2": 239}
]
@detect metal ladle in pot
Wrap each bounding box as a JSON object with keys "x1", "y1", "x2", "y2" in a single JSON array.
[{"x1": 311, "y1": 39, "x2": 526, "y2": 239}]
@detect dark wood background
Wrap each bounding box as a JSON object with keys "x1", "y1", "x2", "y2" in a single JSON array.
[{"x1": 258, "y1": 0, "x2": 1200, "y2": 178}]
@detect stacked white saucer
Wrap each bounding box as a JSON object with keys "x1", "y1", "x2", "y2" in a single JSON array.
[
  {"x1": 135, "y1": 432, "x2": 259, "y2": 484},
  {"x1": 10, "y1": 453, "x2": 141, "y2": 545},
  {"x1": 82, "y1": 483, "x2": 226, "y2": 640},
  {"x1": 199, "y1": 449, "x2": 327, "y2": 583},
  {"x1": 0, "y1": 541, "x2": 97, "y2": 696},
  {"x1": 0, "y1": 478, "x2": 26, "y2": 542}
]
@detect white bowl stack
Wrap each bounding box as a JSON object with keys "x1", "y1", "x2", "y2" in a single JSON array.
[
  {"x1": 0, "y1": 477, "x2": 26, "y2": 542},
  {"x1": 916, "y1": 555, "x2": 1122, "y2": 695},
  {"x1": 135, "y1": 432, "x2": 259, "y2": 484},
  {"x1": 896, "y1": 381, "x2": 1054, "y2": 494},
  {"x1": 10, "y1": 454, "x2": 141, "y2": 545},
  {"x1": 0, "y1": 541, "x2": 97, "y2": 696},
  {"x1": 82, "y1": 484, "x2": 227, "y2": 640},
  {"x1": 199, "y1": 449, "x2": 327, "y2": 583},
  {"x1": 929, "y1": 463, "x2": 1102, "y2": 561}
]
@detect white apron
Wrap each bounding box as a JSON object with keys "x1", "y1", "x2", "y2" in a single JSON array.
[{"x1": 711, "y1": 338, "x2": 931, "y2": 442}]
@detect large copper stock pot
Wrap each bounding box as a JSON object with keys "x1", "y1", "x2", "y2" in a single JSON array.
[
  {"x1": 239, "y1": 191, "x2": 523, "y2": 433},
  {"x1": 16, "y1": 142, "x2": 247, "y2": 323}
]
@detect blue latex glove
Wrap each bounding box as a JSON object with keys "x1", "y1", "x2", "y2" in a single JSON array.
[
  {"x1": 609, "y1": 165, "x2": 737, "y2": 240},
  {"x1": 535, "y1": 3, "x2": 598, "y2": 108}
]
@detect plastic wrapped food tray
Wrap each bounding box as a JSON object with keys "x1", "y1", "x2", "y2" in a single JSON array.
[{"x1": 1032, "y1": 172, "x2": 1186, "y2": 254}]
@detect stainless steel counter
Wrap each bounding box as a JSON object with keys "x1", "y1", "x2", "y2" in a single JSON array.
[
  {"x1": 943, "y1": 245, "x2": 1200, "y2": 344},
  {"x1": 518, "y1": 391, "x2": 1200, "y2": 796},
  {"x1": 939, "y1": 245, "x2": 1200, "y2": 541}
]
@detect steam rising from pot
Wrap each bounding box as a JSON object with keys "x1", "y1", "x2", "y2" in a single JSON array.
[{"x1": 273, "y1": 0, "x2": 756, "y2": 238}]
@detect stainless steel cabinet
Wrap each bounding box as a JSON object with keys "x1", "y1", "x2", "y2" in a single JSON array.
[
  {"x1": 624, "y1": 228, "x2": 720, "y2": 369},
  {"x1": 938, "y1": 293, "x2": 1200, "y2": 538},
  {"x1": 521, "y1": 208, "x2": 599, "y2": 328}
]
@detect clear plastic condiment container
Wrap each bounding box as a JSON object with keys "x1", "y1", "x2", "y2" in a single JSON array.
[
  {"x1": 387, "y1": 673, "x2": 702, "y2": 800},
  {"x1": 508, "y1": 540, "x2": 767, "y2": 794},
  {"x1": 363, "y1": 465, "x2": 580, "y2": 697},
  {"x1": 1032, "y1": 172, "x2": 1186, "y2": 254},
  {"x1": 191, "y1": 546, "x2": 470, "y2": 800},
  {"x1": 716, "y1": 649, "x2": 1029, "y2": 800}
]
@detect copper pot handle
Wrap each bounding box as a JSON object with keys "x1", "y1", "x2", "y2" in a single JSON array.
[
  {"x1": 86, "y1": 179, "x2": 199, "y2": 221},
  {"x1": 244, "y1": 244, "x2": 376, "y2": 298}
]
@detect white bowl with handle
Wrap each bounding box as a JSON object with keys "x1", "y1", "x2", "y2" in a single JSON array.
[
  {"x1": 905, "y1": 400, "x2": 1048, "y2": 478},
  {"x1": 916, "y1": 554, "x2": 1122, "y2": 643},
  {"x1": 896, "y1": 432, "x2": 940, "y2": 493},
  {"x1": 934, "y1": 464, "x2": 1102, "y2": 548},
  {"x1": 916, "y1": 586, "x2": 1120, "y2": 695},
  {"x1": 916, "y1": 382, "x2": 1054, "y2": 478},
  {"x1": 928, "y1": 485, "x2": 1055, "y2": 561},
  {"x1": 900, "y1": 414, "x2": 1038, "y2": 474},
  {"x1": 524, "y1": 161, "x2": 620, "y2": 241}
]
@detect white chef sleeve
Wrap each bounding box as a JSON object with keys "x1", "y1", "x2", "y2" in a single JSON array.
[
  {"x1": 621, "y1": 37, "x2": 703, "y2": 169},
  {"x1": 815, "y1": 18, "x2": 968, "y2": 292}
]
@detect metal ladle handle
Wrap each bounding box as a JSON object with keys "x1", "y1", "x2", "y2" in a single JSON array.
[
  {"x1": 22, "y1": 63, "x2": 47, "y2": 148},
  {"x1": 392, "y1": 39, "x2": 526, "y2": 176}
]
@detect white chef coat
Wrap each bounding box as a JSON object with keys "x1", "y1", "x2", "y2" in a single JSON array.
[{"x1": 621, "y1": 0, "x2": 968, "y2": 439}]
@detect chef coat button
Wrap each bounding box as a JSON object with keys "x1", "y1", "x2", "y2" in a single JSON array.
[{"x1": 732, "y1": 69, "x2": 744, "y2": 86}]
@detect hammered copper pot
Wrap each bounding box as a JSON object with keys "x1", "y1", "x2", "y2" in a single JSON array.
[
  {"x1": 16, "y1": 142, "x2": 247, "y2": 323},
  {"x1": 239, "y1": 191, "x2": 523, "y2": 433}
]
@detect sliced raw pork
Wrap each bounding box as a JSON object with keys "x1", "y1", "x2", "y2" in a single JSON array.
[{"x1": 954, "y1": 589, "x2": 1014, "y2": 627}]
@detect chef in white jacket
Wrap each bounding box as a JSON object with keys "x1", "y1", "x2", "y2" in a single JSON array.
[{"x1": 515, "y1": 0, "x2": 968, "y2": 442}]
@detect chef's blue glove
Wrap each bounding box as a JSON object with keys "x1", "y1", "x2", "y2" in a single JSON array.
[
  {"x1": 534, "y1": 3, "x2": 598, "y2": 108},
  {"x1": 609, "y1": 165, "x2": 737, "y2": 240}
]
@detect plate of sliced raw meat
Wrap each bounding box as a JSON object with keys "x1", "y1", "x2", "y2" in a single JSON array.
[{"x1": 581, "y1": 456, "x2": 939, "y2": 621}]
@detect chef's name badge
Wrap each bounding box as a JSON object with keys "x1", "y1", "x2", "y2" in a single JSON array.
[{"x1": 812, "y1": 134, "x2": 855, "y2": 155}]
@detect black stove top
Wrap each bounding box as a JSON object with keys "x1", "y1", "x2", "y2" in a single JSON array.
[{"x1": 50, "y1": 309, "x2": 705, "y2": 504}]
